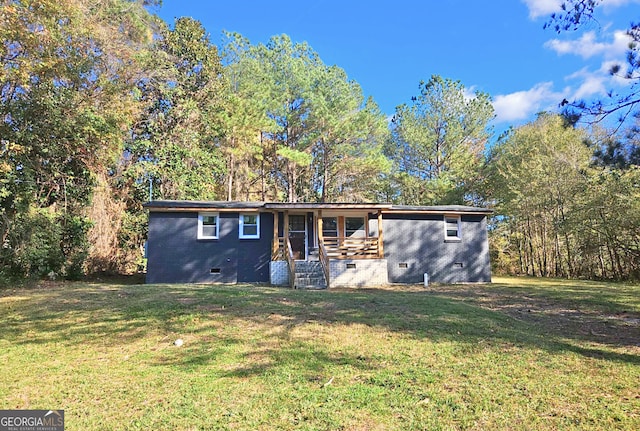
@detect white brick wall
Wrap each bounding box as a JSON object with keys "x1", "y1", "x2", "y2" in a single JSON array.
[
  {"x1": 329, "y1": 259, "x2": 388, "y2": 287},
  {"x1": 271, "y1": 259, "x2": 389, "y2": 287},
  {"x1": 270, "y1": 261, "x2": 289, "y2": 285}
]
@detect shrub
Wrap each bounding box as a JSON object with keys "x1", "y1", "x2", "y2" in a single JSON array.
[{"x1": 1, "y1": 208, "x2": 90, "y2": 279}]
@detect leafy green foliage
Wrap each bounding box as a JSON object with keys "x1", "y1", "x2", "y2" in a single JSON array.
[
  {"x1": 100, "y1": 16, "x2": 228, "y2": 273},
  {"x1": 218, "y1": 33, "x2": 276, "y2": 200},
  {"x1": 1, "y1": 208, "x2": 89, "y2": 279},
  {"x1": 1, "y1": 2, "x2": 391, "y2": 276},
  {"x1": 219, "y1": 34, "x2": 390, "y2": 202},
  {"x1": 0, "y1": 0, "x2": 158, "y2": 277},
  {"x1": 388, "y1": 75, "x2": 494, "y2": 205},
  {"x1": 125, "y1": 17, "x2": 226, "y2": 201},
  {"x1": 4, "y1": 209, "x2": 65, "y2": 278},
  {"x1": 305, "y1": 71, "x2": 391, "y2": 202},
  {"x1": 487, "y1": 113, "x2": 640, "y2": 279}
]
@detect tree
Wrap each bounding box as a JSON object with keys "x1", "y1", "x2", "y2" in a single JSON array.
[
  {"x1": 101, "y1": 17, "x2": 227, "y2": 272},
  {"x1": 487, "y1": 112, "x2": 640, "y2": 279},
  {"x1": 545, "y1": 0, "x2": 640, "y2": 127},
  {"x1": 587, "y1": 124, "x2": 640, "y2": 169},
  {"x1": 250, "y1": 35, "x2": 322, "y2": 202},
  {"x1": 223, "y1": 34, "x2": 390, "y2": 203},
  {"x1": 130, "y1": 16, "x2": 226, "y2": 201},
  {"x1": 304, "y1": 67, "x2": 390, "y2": 202},
  {"x1": 574, "y1": 166, "x2": 640, "y2": 279},
  {"x1": 487, "y1": 113, "x2": 591, "y2": 277},
  {"x1": 219, "y1": 32, "x2": 277, "y2": 201},
  {"x1": 0, "y1": 0, "x2": 159, "y2": 277},
  {"x1": 388, "y1": 75, "x2": 494, "y2": 205}
]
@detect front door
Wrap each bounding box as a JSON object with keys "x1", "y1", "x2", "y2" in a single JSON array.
[{"x1": 288, "y1": 214, "x2": 306, "y2": 260}]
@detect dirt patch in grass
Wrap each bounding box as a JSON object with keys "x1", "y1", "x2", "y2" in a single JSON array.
[{"x1": 425, "y1": 280, "x2": 640, "y2": 353}]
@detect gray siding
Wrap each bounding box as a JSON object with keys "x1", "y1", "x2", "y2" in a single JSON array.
[
  {"x1": 383, "y1": 214, "x2": 491, "y2": 284},
  {"x1": 146, "y1": 211, "x2": 273, "y2": 284}
]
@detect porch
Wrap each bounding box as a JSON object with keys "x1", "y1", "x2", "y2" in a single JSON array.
[{"x1": 269, "y1": 208, "x2": 388, "y2": 289}]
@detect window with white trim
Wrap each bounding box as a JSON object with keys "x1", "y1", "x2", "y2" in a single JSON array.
[
  {"x1": 239, "y1": 213, "x2": 260, "y2": 239},
  {"x1": 444, "y1": 215, "x2": 461, "y2": 241},
  {"x1": 198, "y1": 212, "x2": 219, "y2": 239}
]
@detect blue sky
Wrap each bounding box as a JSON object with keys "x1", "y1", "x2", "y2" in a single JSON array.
[{"x1": 156, "y1": 0, "x2": 639, "y2": 129}]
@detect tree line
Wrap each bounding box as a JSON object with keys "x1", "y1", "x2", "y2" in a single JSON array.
[{"x1": 1, "y1": 0, "x2": 638, "y2": 280}]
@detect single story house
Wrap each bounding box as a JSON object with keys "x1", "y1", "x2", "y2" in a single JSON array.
[{"x1": 144, "y1": 201, "x2": 492, "y2": 287}]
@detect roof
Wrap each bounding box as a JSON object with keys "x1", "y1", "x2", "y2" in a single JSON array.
[
  {"x1": 144, "y1": 200, "x2": 265, "y2": 211},
  {"x1": 144, "y1": 200, "x2": 492, "y2": 215},
  {"x1": 388, "y1": 205, "x2": 492, "y2": 214},
  {"x1": 264, "y1": 202, "x2": 392, "y2": 210}
]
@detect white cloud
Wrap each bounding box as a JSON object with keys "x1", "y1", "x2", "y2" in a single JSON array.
[
  {"x1": 607, "y1": 30, "x2": 632, "y2": 56},
  {"x1": 543, "y1": 27, "x2": 633, "y2": 104},
  {"x1": 562, "y1": 55, "x2": 634, "y2": 98},
  {"x1": 493, "y1": 82, "x2": 565, "y2": 123},
  {"x1": 545, "y1": 30, "x2": 631, "y2": 59},
  {"x1": 522, "y1": 0, "x2": 562, "y2": 19},
  {"x1": 463, "y1": 86, "x2": 479, "y2": 101},
  {"x1": 599, "y1": 59, "x2": 635, "y2": 85},
  {"x1": 497, "y1": 57, "x2": 635, "y2": 126},
  {"x1": 545, "y1": 31, "x2": 602, "y2": 58},
  {"x1": 570, "y1": 70, "x2": 607, "y2": 99}
]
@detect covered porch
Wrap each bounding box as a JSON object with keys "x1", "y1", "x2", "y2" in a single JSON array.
[{"x1": 267, "y1": 203, "x2": 390, "y2": 289}]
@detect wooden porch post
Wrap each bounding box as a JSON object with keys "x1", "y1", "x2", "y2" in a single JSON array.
[
  {"x1": 272, "y1": 211, "x2": 279, "y2": 259},
  {"x1": 283, "y1": 210, "x2": 294, "y2": 289},
  {"x1": 377, "y1": 210, "x2": 384, "y2": 258},
  {"x1": 284, "y1": 210, "x2": 290, "y2": 241},
  {"x1": 317, "y1": 210, "x2": 323, "y2": 244}
]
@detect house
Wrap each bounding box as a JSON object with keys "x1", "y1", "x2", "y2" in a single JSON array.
[{"x1": 143, "y1": 201, "x2": 492, "y2": 287}]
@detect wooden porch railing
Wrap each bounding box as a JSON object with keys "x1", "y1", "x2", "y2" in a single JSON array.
[
  {"x1": 285, "y1": 237, "x2": 296, "y2": 289},
  {"x1": 273, "y1": 236, "x2": 382, "y2": 289},
  {"x1": 273, "y1": 238, "x2": 296, "y2": 289},
  {"x1": 273, "y1": 238, "x2": 286, "y2": 261},
  {"x1": 273, "y1": 237, "x2": 382, "y2": 261},
  {"x1": 322, "y1": 237, "x2": 381, "y2": 259},
  {"x1": 318, "y1": 241, "x2": 330, "y2": 289}
]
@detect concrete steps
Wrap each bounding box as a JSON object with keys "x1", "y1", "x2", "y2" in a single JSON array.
[{"x1": 294, "y1": 261, "x2": 327, "y2": 289}]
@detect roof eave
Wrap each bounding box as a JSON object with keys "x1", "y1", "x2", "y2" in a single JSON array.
[
  {"x1": 143, "y1": 200, "x2": 265, "y2": 212},
  {"x1": 142, "y1": 200, "x2": 492, "y2": 215}
]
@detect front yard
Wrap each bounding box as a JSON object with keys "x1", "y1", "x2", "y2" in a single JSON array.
[{"x1": 1, "y1": 277, "x2": 638, "y2": 430}]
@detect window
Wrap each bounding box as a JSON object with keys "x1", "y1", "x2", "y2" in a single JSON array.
[
  {"x1": 444, "y1": 215, "x2": 461, "y2": 241},
  {"x1": 239, "y1": 213, "x2": 260, "y2": 239},
  {"x1": 289, "y1": 215, "x2": 305, "y2": 232},
  {"x1": 322, "y1": 217, "x2": 338, "y2": 238},
  {"x1": 345, "y1": 217, "x2": 366, "y2": 237},
  {"x1": 198, "y1": 212, "x2": 219, "y2": 239}
]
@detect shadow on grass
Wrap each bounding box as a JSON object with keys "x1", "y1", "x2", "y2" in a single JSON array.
[
  {"x1": 1, "y1": 280, "x2": 638, "y2": 371},
  {"x1": 430, "y1": 280, "x2": 640, "y2": 353}
]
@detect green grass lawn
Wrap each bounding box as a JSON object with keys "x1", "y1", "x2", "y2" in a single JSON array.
[{"x1": 1, "y1": 277, "x2": 638, "y2": 430}]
